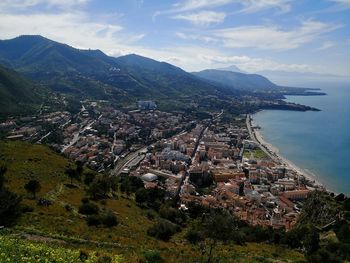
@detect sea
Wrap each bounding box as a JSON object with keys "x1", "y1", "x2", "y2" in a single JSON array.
[{"x1": 253, "y1": 81, "x2": 350, "y2": 194}]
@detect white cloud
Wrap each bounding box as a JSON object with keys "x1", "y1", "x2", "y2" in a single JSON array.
[
  {"x1": 172, "y1": 0, "x2": 233, "y2": 12},
  {"x1": 0, "y1": 11, "x2": 323, "y2": 75},
  {"x1": 172, "y1": 11, "x2": 226, "y2": 26},
  {"x1": 329, "y1": 0, "x2": 350, "y2": 6},
  {"x1": 0, "y1": 0, "x2": 88, "y2": 11},
  {"x1": 156, "y1": 0, "x2": 293, "y2": 17},
  {"x1": 0, "y1": 12, "x2": 150, "y2": 52},
  {"x1": 239, "y1": 0, "x2": 292, "y2": 13},
  {"x1": 318, "y1": 40, "x2": 336, "y2": 50},
  {"x1": 214, "y1": 20, "x2": 341, "y2": 50},
  {"x1": 197, "y1": 54, "x2": 312, "y2": 72},
  {"x1": 176, "y1": 32, "x2": 218, "y2": 43}
]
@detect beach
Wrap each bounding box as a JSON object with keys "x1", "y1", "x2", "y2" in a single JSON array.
[{"x1": 246, "y1": 114, "x2": 324, "y2": 189}]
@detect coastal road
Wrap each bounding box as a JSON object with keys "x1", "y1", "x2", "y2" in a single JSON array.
[{"x1": 245, "y1": 114, "x2": 279, "y2": 163}]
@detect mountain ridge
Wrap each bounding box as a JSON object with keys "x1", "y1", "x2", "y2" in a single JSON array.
[
  {"x1": 192, "y1": 69, "x2": 278, "y2": 92},
  {"x1": 0, "y1": 35, "x2": 234, "y2": 100}
]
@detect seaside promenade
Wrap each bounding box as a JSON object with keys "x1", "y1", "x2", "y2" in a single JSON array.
[{"x1": 246, "y1": 114, "x2": 323, "y2": 189}]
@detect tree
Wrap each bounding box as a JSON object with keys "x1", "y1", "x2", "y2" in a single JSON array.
[
  {"x1": 201, "y1": 210, "x2": 239, "y2": 263},
  {"x1": 88, "y1": 176, "x2": 112, "y2": 200},
  {"x1": 84, "y1": 172, "x2": 96, "y2": 186},
  {"x1": 24, "y1": 179, "x2": 41, "y2": 199},
  {"x1": 304, "y1": 226, "x2": 320, "y2": 255},
  {"x1": 0, "y1": 165, "x2": 7, "y2": 189},
  {"x1": 76, "y1": 161, "x2": 84, "y2": 178},
  {"x1": 0, "y1": 166, "x2": 22, "y2": 226},
  {"x1": 135, "y1": 188, "x2": 148, "y2": 205},
  {"x1": 65, "y1": 167, "x2": 78, "y2": 185},
  {"x1": 0, "y1": 188, "x2": 22, "y2": 226}
]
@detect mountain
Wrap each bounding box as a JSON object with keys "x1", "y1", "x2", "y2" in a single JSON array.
[
  {"x1": 0, "y1": 35, "x2": 231, "y2": 101},
  {"x1": 112, "y1": 54, "x2": 230, "y2": 98},
  {"x1": 0, "y1": 35, "x2": 111, "y2": 74},
  {"x1": 216, "y1": 65, "x2": 245, "y2": 73},
  {"x1": 192, "y1": 69, "x2": 278, "y2": 92},
  {"x1": 0, "y1": 64, "x2": 48, "y2": 118}
]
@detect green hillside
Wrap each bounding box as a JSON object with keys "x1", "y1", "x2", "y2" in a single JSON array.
[
  {"x1": 0, "y1": 141, "x2": 306, "y2": 262},
  {"x1": 0, "y1": 65, "x2": 48, "y2": 118},
  {"x1": 0, "y1": 36, "x2": 232, "y2": 101}
]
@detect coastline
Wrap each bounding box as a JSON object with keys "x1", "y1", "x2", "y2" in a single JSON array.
[{"x1": 246, "y1": 114, "x2": 325, "y2": 190}]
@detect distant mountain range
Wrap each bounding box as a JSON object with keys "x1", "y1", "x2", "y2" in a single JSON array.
[
  {"x1": 0, "y1": 64, "x2": 48, "y2": 118},
  {"x1": 0, "y1": 35, "x2": 234, "y2": 101},
  {"x1": 0, "y1": 35, "x2": 327, "y2": 117},
  {"x1": 216, "y1": 65, "x2": 246, "y2": 74},
  {"x1": 192, "y1": 69, "x2": 278, "y2": 92}
]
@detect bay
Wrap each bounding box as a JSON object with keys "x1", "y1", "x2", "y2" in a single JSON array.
[{"x1": 253, "y1": 82, "x2": 350, "y2": 194}]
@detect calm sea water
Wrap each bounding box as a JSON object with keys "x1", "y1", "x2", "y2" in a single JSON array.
[{"x1": 253, "y1": 82, "x2": 350, "y2": 194}]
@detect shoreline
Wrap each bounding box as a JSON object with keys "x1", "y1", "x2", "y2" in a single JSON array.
[{"x1": 246, "y1": 114, "x2": 325, "y2": 190}]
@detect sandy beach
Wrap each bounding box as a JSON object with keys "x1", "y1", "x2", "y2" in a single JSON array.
[{"x1": 246, "y1": 114, "x2": 324, "y2": 189}]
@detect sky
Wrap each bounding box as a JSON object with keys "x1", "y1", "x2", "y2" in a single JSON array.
[{"x1": 0, "y1": 0, "x2": 349, "y2": 75}]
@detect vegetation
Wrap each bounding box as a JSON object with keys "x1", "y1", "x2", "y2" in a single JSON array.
[
  {"x1": 243, "y1": 148, "x2": 268, "y2": 159},
  {"x1": 147, "y1": 219, "x2": 181, "y2": 241},
  {"x1": 0, "y1": 64, "x2": 49, "y2": 118},
  {"x1": 24, "y1": 179, "x2": 41, "y2": 199},
  {"x1": 0, "y1": 234, "x2": 120, "y2": 262},
  {"x1": 0, "y1": 165, "x2": 22, "y2": 226}
]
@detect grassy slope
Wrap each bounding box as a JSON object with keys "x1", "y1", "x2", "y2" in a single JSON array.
[{"x1": 0, "y1": 141, "x2": 305, "y2": 262}]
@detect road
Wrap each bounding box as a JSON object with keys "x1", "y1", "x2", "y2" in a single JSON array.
[
  {"x1": 61, "y1": 115, "x2": 101, "y2": 153},
  {"x1": 111, "y1": 130, "x2": 189, "y2": 177},
  {"x1": 175, "y1": 110, "x2": 223, "y2": 200},
  {"x1": 245, "y1": 114, "x2": 278, "y2": 162}
]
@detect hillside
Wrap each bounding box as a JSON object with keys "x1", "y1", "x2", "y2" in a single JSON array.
[
  {"x1": 0, "y1": 35, "x2": 232, "y2": 101},
  {"x1": 192, "y1": 69, "x2": 278, "y2": 92},
  {"x1": 0, "y1": 65, "x2": 48, "y2": 118},
  {"x1": 0, "y1": 141, "x2": 306, "y2": 262}
]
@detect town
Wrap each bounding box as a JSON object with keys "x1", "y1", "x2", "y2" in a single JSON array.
[{"x1": 0, "y1": 99, "x2": 323, "y2": 231}]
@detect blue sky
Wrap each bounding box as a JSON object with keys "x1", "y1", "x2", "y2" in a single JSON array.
[{"x1": 0, "y1": 0, "x2": 349, "y2": 75}]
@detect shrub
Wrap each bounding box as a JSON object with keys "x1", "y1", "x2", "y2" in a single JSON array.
[
  {"x1": 96, "y1": 254, "x2": 112, "y2": 263},
  {"x1": 101, "y1": 211, "x2": 118, "y2": 227},
  {"x1": 86, "y1": 215, "x2": 102, "y2": 226},
  {"x1": 81, "y1": 197, "x2": 90, "y2": 204},
  {"x1": 185, "y1": 228, "x2": 203, "y2": 245},
  {"x1": 64, "y1": 204, "x2": 73, "y2": 212},
  {"x1": 159, "y1": 204, "x2": 186, "y2": 225},
  {"x1": 20, "y1": 204, "x2": 34, "y2": 213},
  {"x1": 79, "y1": 249, "x2": 89, "y2": 261},
  {"x1": 79, "y1": 202, "x2": 99, "y2": 215},
  {"x1": 147, "y1": 219, "x2": 181, "y2": 241},
  {"x1": 141, "y1": 249, "x2": 164, "y2": 263}
]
